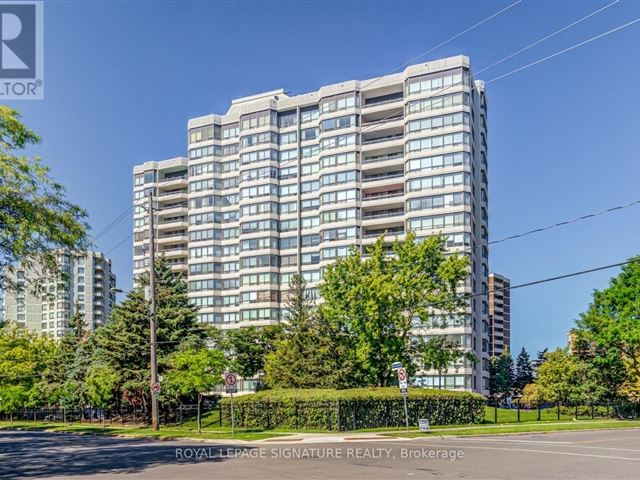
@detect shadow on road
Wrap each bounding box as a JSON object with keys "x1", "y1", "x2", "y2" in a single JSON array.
[{"x1": 0, "y1": 430, "x2": 252, "y2": 479}]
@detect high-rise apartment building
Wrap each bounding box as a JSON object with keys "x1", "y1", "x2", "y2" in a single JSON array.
[
  {"x1": 133, "y1": 55, "x2": 490, "y2": 392},
  {"x1": 488, "y1": 273, "x2": 511, "y2": 357},
  {"x1": 2, "y1": 251, "x2": 117, "y2": 339}
]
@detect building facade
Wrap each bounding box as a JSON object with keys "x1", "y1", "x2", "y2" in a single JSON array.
[
  {"x1": 488, "y1": 273, "x2": 511, "y2": 357},
  {"x1": 133, "y1": 55, "x2": 490, "y2": 393},
  {"x1": 2, "y1": 251, "x2": 117, "y2": 339}
]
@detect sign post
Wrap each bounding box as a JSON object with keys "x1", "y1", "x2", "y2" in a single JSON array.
[
  {"x1": 397, "y1": 367, "x2": 409, "y2": 432},
  {"x1": 224, "y1": 372, "x2": 238, "y2": 436}
]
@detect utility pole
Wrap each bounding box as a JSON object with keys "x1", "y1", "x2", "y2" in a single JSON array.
[{"x1": 148, "y1": 195, "x2": 159, "y2": 431}]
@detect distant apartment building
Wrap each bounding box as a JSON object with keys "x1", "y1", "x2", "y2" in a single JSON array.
[
  {"x1": 488, "y1": 273, "x2": 511, "y2": 356},
  {"x1": 133, "y1": 55, "x2": 491, "y2": 393},
  {"x1": 2, "y1": 251, "x2": 116, "y2": 339}
]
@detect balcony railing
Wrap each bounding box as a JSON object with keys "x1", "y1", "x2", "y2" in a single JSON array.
[
  {"x1": 158, "y1": 189, "x2": 187, "y2": 197},
  {"x1": 362, "y1": 115, "x2": 403, "y2": 127},
  {"x1": 363, "y1": 229, "x2": 405, "y2": 239},
  {"x1": 159, "y1": 174, "x2": 187, "y2": 183},
  {"x1": 362, "y1": 191, "x2": 404, "y2": 201},
  {"x1": 362, "y1": 172, "x2": 403, "y2": 183},
  {"x1": 363, "y1": 95, "x2": 404, "y2": 108},
  {"x1": 362, "y1": 153, "x2": 403, "y2": 164},
  {"x1": 363, "y1": 210, "x2": 404, "y2": 220},
  {"x1": 362, "y1": 134, "x2": 404, "y2": 145}
]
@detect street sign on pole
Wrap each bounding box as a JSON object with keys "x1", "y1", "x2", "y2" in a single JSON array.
[
  {"x1": 151, "y1": 382, "x2": 161, "y2": 394},
  {"x1": 391, "y1": 362, "x2": 403, "y2": 371},
  {"x1": 224, "y1": 372, "x2": 238, "y2": 394},
  {"x1": 397, "y1": 367, "x2": 409, "y2": 431}
]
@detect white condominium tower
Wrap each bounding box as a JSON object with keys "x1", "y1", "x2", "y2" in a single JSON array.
[
  {"x1": 133, "y1": 55, "x2": 490, "y2": 392},
  {"x1": 2, "y1": 251, "x2": 117, "y2": 339}
]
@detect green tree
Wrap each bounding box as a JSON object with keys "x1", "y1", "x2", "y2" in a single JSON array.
[
  {"x1": 0, "y1": 322, "x2": 55, "y2": 418},
  {"x1": 419, "y1": 336, "x2": 477, "y2": 389},
  {"x1": 489, "y1": 350, "x2": 514, "y2": 405},
  {"x1": 265, "y1": 274, "x2": 358, "y2": 389},
  {"x1": 90, "y1": 256, "x2": 206, "y2": 414},
  {"x1": 320, "y1": 233, "x2": 468, "y2": 387},
  {"x1": 164, "y1": 347, "x2": 227, "y2": 433},
  {"x1": 574, "y1": 259, "x2": 640, "y2": 399},
  {"x1": 514, "y1": 347, "x2": 535, "y2": 393},
  {"x1": 0, "y1": 106, "x2": 88, "y2": 291},
  {"x1": 536, "y1": 349, "x2": 577, "y2": 406},
  {"x1": 518, "y1": 383, "x2": 540, "y2": 409},
  {"x1": 85, "y1": 364, "x2": 118, "y2": 427},
  {"x1": 223, "y1": 325, "x2": 281, "y2": 380}
]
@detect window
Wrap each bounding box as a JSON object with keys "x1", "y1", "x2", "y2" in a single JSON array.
[
  {"x1": 189, "y1": 124, "x2": 218, "y2": 143},
  {"x1": 320, "y1": 152, "x2": 356, "y2": 169},
  {"x1": 240, "y1": 131, "x2": 278, "y2": 148},
  {"x1": 321, "y1": 133, "x2": 357, "y2": 151},
  {"x1": 300, "y1": 106, "x2": 319, "y2": 124},
  {"x1": 321, "y1": 93, "x2": 357, "y2": 113},
  {"x1": 190, "y1": 145, "x2": 219, "y2": 159},
  {"x1": 407, "y1": 192, "x2": 470, "y2": 211},
  {"x1": 278, "y1": 110, "x2": 297, "y2": 128},
  {"x1": 222, "y1": 124, "x2": 240, "y2": 140},
  {"x1": 280, "y1": 149, "x2": 297, "y2": 163},
  {"x1": 301, "y1": 145, "x2": 320, "y2": 158},
  {"x1": 242, "y1": 166, "x2": 278, "y2": 182},
  {"x1": 406, "y1": 132, "x2": 470, "y2": 153},
  {"x1": 240, "y1": 148, "x2": 278, "y2": 165},
  {"x1": 301, "y1": 216, "x2": 320, "y2": 229},
  {"x1": 321, "y1": 170, "x2": 358, "y2": 186},
  {"x1": 280, "y1": 201, "x2": 297, "y2": 214},
  {"x1": 406, "y1": 112, "x2": 469, "y2": 133},
  {"x1": 321, "y1": 115, "x2": 358, "y2": 132},
  {"x1": 222, "y1": 144, "x2": 239, "y2": 157},
  {"x1": 279, "y1": 166, "x2": 297, "y2": 180},
  {"x1": 279, "y1": 236, "x2": 297, "y2": 250},
  {"x1": 406, "y1": 152, "x2": 470, "y2": 172},
  {"x1": 241, "y1": 183, "x2": 278, "y2": 199},
  {"x1": 321, "y1": 208, "x2": 358, "y2": 223},
  {"x1": 279, "y1": 131, "x2": 297, "y2": 145},
  {"x1": 301, "y1": 162, "x2": 319, "y2": 176},
  {"x1": 321, "y1": 189, "x2": 358, "y2": 204},
  {"x1": 279, "y1": 184, "x2": 298, "y2": 197},
  {"x1": 300, "y1": 180, "x2": 319, "y2": 194},
  {"x1": 408, "y1": 212, "x2": 470, "y2": 232},
  {"x1": 281, "y1": 254, "x2": 297, "y2": 267},
  {"x1": 321, "y1": 226, "x2": 358, "y2": 242},
  {"x1": 241, "y1": 201, "x2": 278, "y2": 217},
  {"x1": 301, "y1": 198, "x2": 319, "y2": 211},
  {"x1": 300, "y1": 127, "x2": 319, "y2": 141},
  {"x1": 241, "y1": 237, "x2": 279, "y2": 251},
  {"x1": 241, "y1": 219, "x2": 278, "y2": 234},
  {"x1": 407, "y1": 172, "x2": 469, "y2": 192},
  {"x1": 322, "y1": 246, "x2": 350, "y2": 260},
  {"x1": 301, "y1": 252, "x2": 320, "y2": 265},
  {"x1": 406, "y1": 68, "x2": 467, "y2": 96},
  {"x1": 241, "y1": 110, "x2": 275, "y2": 131},
  {"x1": 406, "y1": 92, "x2": 468, "y2": 115}
]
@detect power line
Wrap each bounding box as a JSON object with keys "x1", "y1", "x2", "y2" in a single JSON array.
[
  {"x1": 360, "y1": 0, "x2": 523, "y2": 91},
  {"x1": 358, "y1": 3, "x2": 630, "y2": 135},
  {"x1": 92, "y1": 205, "x2": 133, "y2": 242}
]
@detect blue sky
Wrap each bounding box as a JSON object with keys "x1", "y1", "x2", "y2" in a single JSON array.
[{"x1": 8, "y1": 0, "x2": 640, "y2": 355}]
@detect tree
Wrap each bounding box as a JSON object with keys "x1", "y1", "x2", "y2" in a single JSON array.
[
  {"x1": 223, "y1": 325, "x2": 280, "y2": 380},
  {"x1": 320, "y1": 233, "x2": 468, "y2": 387},
  {"x1": 0, "y1": 106, "x2": 88, "y2": 291},
  {"x1": 164, "y1": 347, "x2": 227, "y2": 433},
  {"x1": 265, "y1": 274, "x2": 358, "y2": 389},
  {"x1": 85, "y1": 364, "x2": 118, "y2": 427},
  {"x1": 574, "y1": 259, "x2": 640, "y2": 399},
  {"x1": 519, "y1": 383, "x2": 540, "y2": 409},
  {"x1": 0, "y1": 322, "x2": 55, "y2": 418},
  {"x1": 536, "y1": 349, "x2": 577, "y2": 406},
  {"x1": 489, "y1": 350, "x2": 514, "y2": 405},
  {"x1": 419, "y1": 336, "x2": 476, "y2": 389},
  {"x1": 90, "y1": 257, "x2": 206, "y2": 414},
  {"x1": 514, "y1": 347, "x2": 534, "y2": 393}
]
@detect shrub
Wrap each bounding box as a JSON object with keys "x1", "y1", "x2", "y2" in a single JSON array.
[{"x1": 221, "y1": 387, "x2": 485, "y2": 431}]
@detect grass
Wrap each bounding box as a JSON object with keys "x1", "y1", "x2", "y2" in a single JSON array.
[
  {"x1": 382, "y1": 419, "x2": 640, "y2": 438},
  {"x1": 0, "y1": 412, "x2": 284, "y2": 442}
]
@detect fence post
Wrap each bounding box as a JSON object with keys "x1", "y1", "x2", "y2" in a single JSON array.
[
  {"x1": 537, "y1": 403, "x2": 541, "y2": 421},
  {"x1": 352, "y1": 402, "x2": 356, "y2": 431},
  {"x1": 557, "y1": 403, "x2": 560, "y2": 421},
  {"x1": 575, "y1": 405, "x2": 578, "y2": 419},
  {"x1": 337, "y1": 400, "x2": 342, "y2": 432},
  {"x1": 591, "y1": 404, "x2": 594, "y2": 420},
  {"x1": 517, "y1": 404, "x2": 520, "y2": 423},
  {"x1": 219, "y1": 402, "x2": 222, "y2": 427}
]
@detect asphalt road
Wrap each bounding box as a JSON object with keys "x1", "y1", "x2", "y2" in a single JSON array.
[{"x1": 2, "y1": 428, "x2": 640, "y2": 479}]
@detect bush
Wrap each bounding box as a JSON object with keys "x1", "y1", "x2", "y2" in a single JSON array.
[{"x1": 221, "y1": 387, "x2": 485, "y2": 431}]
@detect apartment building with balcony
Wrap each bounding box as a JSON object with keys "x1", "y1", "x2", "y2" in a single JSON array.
[
  {"x1": 132, "y1": 55, "x2": 490, "y2": 392},
  {"x1": 2, "y1": 251, "x2": 117, "y2": 339},
  {"x1": 488, "y1": 273, "x2": 511, "y2": 357}
]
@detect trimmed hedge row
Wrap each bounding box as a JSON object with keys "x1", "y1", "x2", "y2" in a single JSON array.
[{"x1": 221, "y1": 388, "x2": 485, "y2": 431}]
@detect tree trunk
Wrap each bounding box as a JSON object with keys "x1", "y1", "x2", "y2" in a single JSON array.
[{"x1": 197, "y1": 394, "x2": 202, "y2": 434}]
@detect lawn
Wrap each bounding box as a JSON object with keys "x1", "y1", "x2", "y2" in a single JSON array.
[{"x1": 384, "y1": 419, "x2": 640, "y2": 437}]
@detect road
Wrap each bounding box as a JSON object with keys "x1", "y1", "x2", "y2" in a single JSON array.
[{"x1": 2, "y1": 428, "x2": 640, "y2": 479}]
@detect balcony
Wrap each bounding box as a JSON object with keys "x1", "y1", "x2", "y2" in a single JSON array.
[
  {"x1": 362, "y1": 171, "x2": 403, "y2": 183},
  {"x1": 362, "y1": 152, "x2": 403, "y2": 165},
  {"x1": 362, "y1": 189, "x2": 404, "y2": 202},
  {"x1": 362, "y1": 208, "x2": 404, "y2": 220},
  {"x1": 363, "y1": 227, "x2": 405, "y2": 239},
  {"x1": 362, "y1": 134, "x2": 403, "y2": 146}
]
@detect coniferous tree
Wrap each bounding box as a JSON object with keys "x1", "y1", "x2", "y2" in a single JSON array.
[{"x1": 514, "y1": 347, "x2": 535, "y2": 393}]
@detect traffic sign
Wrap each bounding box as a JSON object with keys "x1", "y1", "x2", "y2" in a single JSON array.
[
  {"x1": 397, "y1": 367, "x2": 408, "y2": 390},
  {"x1": 224, "y1": 372, "x2": 238, "y2": 394},
  {"x1": 151, "y1": 382, "x2": 161, "y2": 394},
  {"x1": 391, "y1": 362, "x2": 403, "y2": 371}
]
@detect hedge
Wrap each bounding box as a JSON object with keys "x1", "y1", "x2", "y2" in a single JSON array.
[{"x1": 221, "y1": 387, "x2": 485, "y2": 431}]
